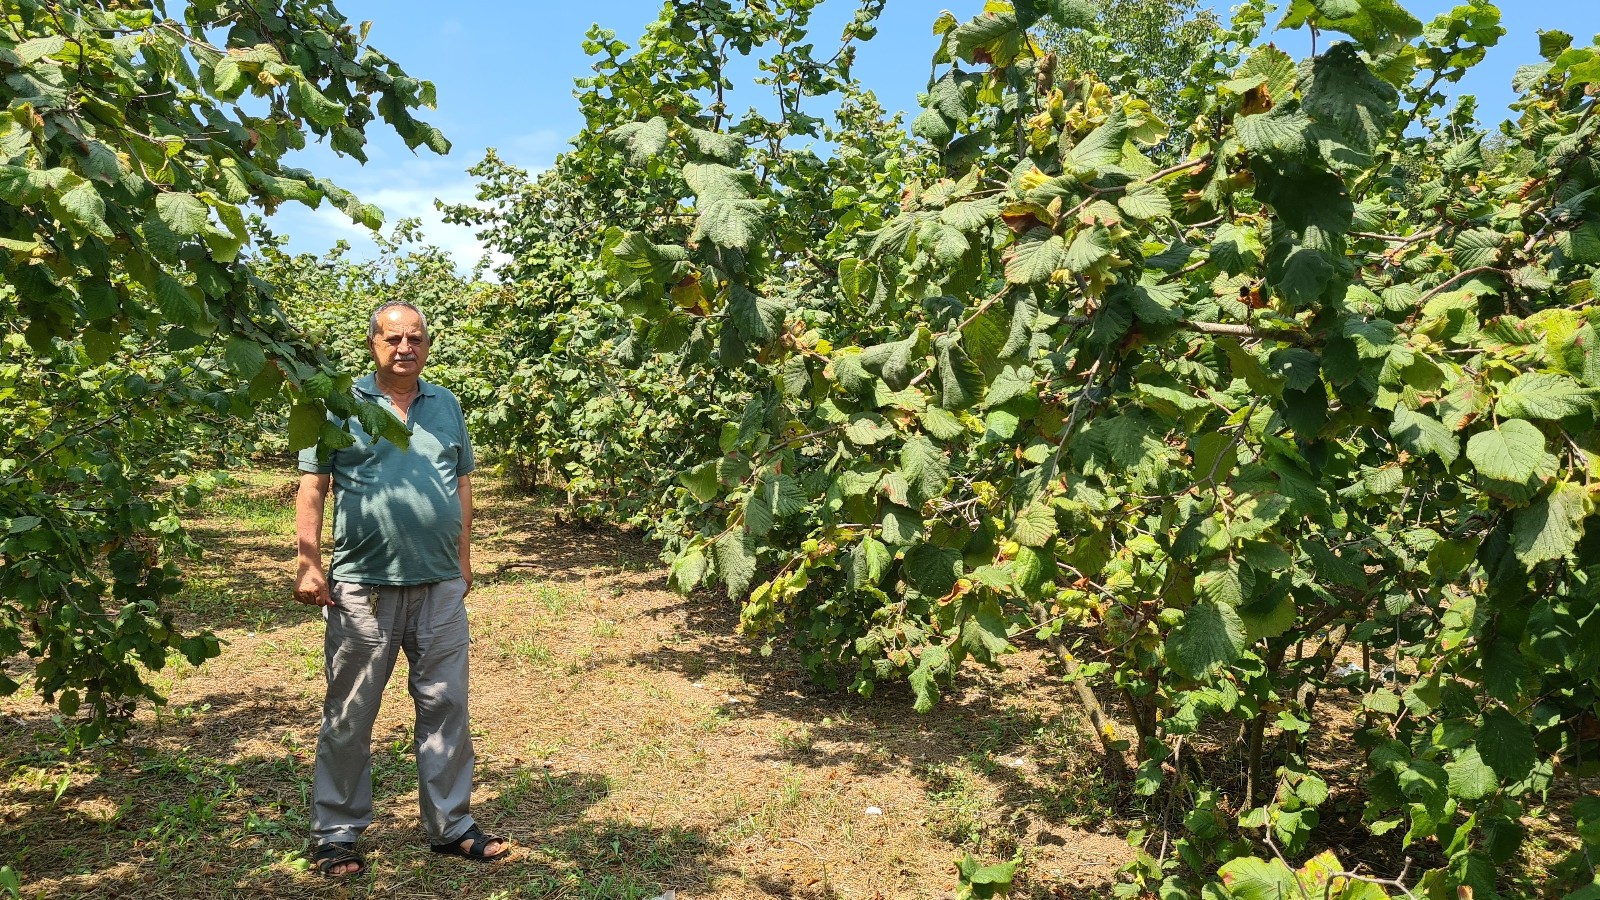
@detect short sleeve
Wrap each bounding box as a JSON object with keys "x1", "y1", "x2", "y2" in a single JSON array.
[
  {"x1": 456, "y1": 396, "x2": 476, "y2": 477},
  {"x1": 298, "y1": 442, "x2": 333, "y2": 475}
]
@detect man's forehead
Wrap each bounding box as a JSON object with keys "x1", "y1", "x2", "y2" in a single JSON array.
[{"x1": 374, "y1": 310, "x2": 425, "y2": 334}]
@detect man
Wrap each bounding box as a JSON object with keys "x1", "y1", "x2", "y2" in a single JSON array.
[{"x1": 293, "y1": 301, "x2": 508, "y2": 878}]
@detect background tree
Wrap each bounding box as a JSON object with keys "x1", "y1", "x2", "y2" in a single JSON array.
[
  {"x1": 0, "y1": 0, "x2": 443, "y2": 740},
  {"x1": 452, "y1": 0, "x2": 1600, "y2": 894}
]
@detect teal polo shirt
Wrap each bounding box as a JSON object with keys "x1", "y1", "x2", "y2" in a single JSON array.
[{"x1": 298, "y1": 375, "x2": 476, "y2": 586}]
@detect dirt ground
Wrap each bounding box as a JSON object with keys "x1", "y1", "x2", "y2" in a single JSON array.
[{"x1": 0, "y1": 469, "x2": 1135, "y2": 899}]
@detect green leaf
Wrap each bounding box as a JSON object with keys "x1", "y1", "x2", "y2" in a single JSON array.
[
  {"x1": 679, "y1": 462, "x2": 720, "y2": 503},
  {"x1": 921, "y1": 406, "x2": 967, "y2": 441},
  {"x1": 1389, "y1": 405, "x2": 1460, "y2": 465},
  {"x1": 880, "y1": 504, "x2": 923, "y2": 545},
  {"x1": 1196, "y1": 564, "x2": 1244, "y2": 607},
  {"x1": 845, "y1": 412, "x2": 895, "y2": 446},
  {"x1": 287, "y1": 403, "x2": 324, "y2": 452},
  {"x1": 1167, "y1": 601, "x2": 1248, "y2": 678},
  {"x1": 611, "y1": 116, "x2": 670, "y2": 167},
  {"x1": 715, "y1": 530, "x2": 757, "y2": 598},
  {"x1": 1117, "y1": 182, "x2": 1171, "y2": 220},
  {"x1": 1477, "y1": 708, "x2": 1537, "y2": 782},
  {"x1": 1005, "y1": 232, "x2": 1066, "y2": 284},
  {"x1": 686, "y1": 126, "x2": 742, "y2": 162},
  {"x1": 1012, "y1": 503, "x2": 1056, "y2": 548},
  {"x1": 223, "y1": 335, "x2": 267, "y2": 378},
  {"x1": 1062, "y1": 107, "x2": 1127, "y2": 173},
  {"x1": 290, "y1": 77, "x2": 346, "y2": 128},
  {"x1": 848, "y1": 537, "x2": 891, "y2": 591},
  {"x1": 670, "y1": 547, "x2": 708, "y2": 593},
  {"x1": 1513, "y1": 481, "x2": 1589, "y2": 567},
  {"x1": 727, "y1": 284, "x2": 785, "y2": 344},
  {"x1": 1342, "y1": 317, "x2": 1396, "y2": 359},
  {"x1": 1301, "y1": 43, "x2": 1396, "y2": 167},
  {"x1": 906, "y1": 543, "x2": 962, "y2": 596},
  {"x1": 909, "y1": 644, "x2": 949, "y2": 712},
  {"x1": 153, "y1": 274, "x2": 202, "y2": 326},
  {"x1": 1453, "y1": 228, "x2": 1504, "y2": 269},
  {"x1": 1446, "y1": 746, "x2": 1499, "y2": 801},
  {"x1": 1211, "y1": 223, "x2": 1264, "y2": 275},
  {"x1": 1237, "y1": 108, "x2": 1313, "y2": 160},
  {"x1": 912, "y1": 108, "x2": 955, "y2": 146},
  {"x1": 900, "y1": 435, "x2": 950, "y2": 503},
  {"x1": 1063, "y1": 226, "x2": 1112, "y2": 272},
  {"x1": 1466, "y1": 419, "x2": 1547, "y2": 483},
  {"x1": 935, "y1": 336, "x2": 984, "y2": 410},
  {"x1": 155, "y1": 191, "x2": 210, "y2": 237},
  {"x1": 55, "y1": 178, "x2": 111, "y2": 238},
  {"x1": 1496, "y1": 372, "x2": 1595, "y2": 420},
  {"x1": 1216, "y1": 856, "x2": 1298, "y2": 900}
]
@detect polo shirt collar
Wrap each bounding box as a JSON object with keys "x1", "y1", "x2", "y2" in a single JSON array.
[{"x1": 355, "y1": 373, "x2": 438, "y2": 398}]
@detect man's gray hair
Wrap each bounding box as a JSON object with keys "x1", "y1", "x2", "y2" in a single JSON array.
[{"x1": 368, "y1": 301, "x2": 429, "y2": 341}]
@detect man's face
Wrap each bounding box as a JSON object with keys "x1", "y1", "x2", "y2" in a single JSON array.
[{"x1": 370, "y1": 307, "x2": 429, "y2": 380}]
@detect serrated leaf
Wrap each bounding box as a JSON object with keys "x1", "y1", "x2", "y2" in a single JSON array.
[
  {"x1": 154, "y1": 273, "x2": 201, "y2": 325},
  {"x1": 958, "y1": 597, "x2": 1011, "y2": 662},
  {"x1": 909, "y1": 644, "x2": 949, "y2": 712},
  {"x1": 1477, "y1": 707, "x2": 1537, "y2": 782},
  {"x1": 1196, "y1": 564, "x2": 1243, "y2": 606},
  {"x1": 1167, "y1": 600, "x2": 1248, "y2": 678},
  {"x1": 1497, "y1": 372, "x2": 1595, "y2": 420},
  {"x1": 223, "y1": 335, "x2": 266, "y2": 378},
  {"x1": 1453, "y1": 228, "x2": 1504, "y2": 269},
  {"x1": 154, "y1": 191, "x2": 210, "y2": 238},
  {"x1": 727, "y1": 283, "x2": 784, "y2": 344},
  {"x1": 287, "y1": 403, "x2": 323, "y2": 452},
  {"x1": 1446, "y1": 746, "x2": 1499, "y2": 801},
  {"x1": 611, "y1": 116, "x2": 670, "y2": 167},
  {"x1": 715, "y1": 529, "x2": 757, "y2": 598},
  {"x1": 1389, "y1": 405, "x2": 1460, "y2": 465},
  {"x1": 1216, "y1": 857, "x2": 1298, "y2": 900},
  {"x1": 1466, "y1": 419, "x2": 1547, "y2": 483},
  {"x1": 1117, "y1": 181, "x2": 1171, "y2": 220},
  {"x1": 845, "y1": 412, "x2": 895, "y2": 445},
  {"x1": 935, "y1": 336, "x2": 984, "y2": 410},
  {"x1": 670, "y1": 547, "x2": 708, "y2": 593},
  {"x1": 56, "y1": 179, "x2": 111, "y2": 238},
  {"x1": 906, "y1": 543, "x2": 962, "y2": 596},
  {"x1": 1062, "y1": 107, "x2": 1127, "y2": 173},
  {"x1": 880, "y1": 503, "x2": 922, "y2": 545},
  {"x1": 679, "y1": 462, "x2": 720, "y2": 503},
  {"x1": 921, "y1": 406, "x2": 967, "y2": 440},
  {"x1": 1063, "y1": 226, "x2": 1112, "y2": 272},
  {"x1": 1513, "y1": 481, "x2": 1589, "y2": 567},
  {"x1": 1012, "y1": 503, "x2": 1056, "y2": 547},
  {"x1": 900, "y1": 435, "x2": 950, "y2": 503},
  {"x1": 848, "y1": 537, "x2": 891, "y2": 591},
  {"x1": 1005, "y1": 231, "x2": 1066, "y2": 284}
]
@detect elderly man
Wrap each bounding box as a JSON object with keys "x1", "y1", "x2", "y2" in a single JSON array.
[{"x1": 293, "y1": 301, "x2": 507, "y2": 877}]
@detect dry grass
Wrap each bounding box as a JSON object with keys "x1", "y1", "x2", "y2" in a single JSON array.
[{"x1": 0, "y1": 467, "x2": 1131, "y2": 899}]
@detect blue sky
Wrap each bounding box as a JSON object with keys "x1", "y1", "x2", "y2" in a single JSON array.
[{"x1": 270, "y1": 0, "x2": 1600, "y2": 268}]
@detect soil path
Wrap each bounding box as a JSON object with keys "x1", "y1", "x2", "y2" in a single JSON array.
[{"x1": 1, "y1": 469, "x2": 1132, "y2": 898}]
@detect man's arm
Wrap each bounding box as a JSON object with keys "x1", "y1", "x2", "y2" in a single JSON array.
[
  {"x1": 458, "y1": 474, "x2": 473, "y2": 595},
  {"x1": 294, "y1": 473, "x2": 333, "y2": 606}
]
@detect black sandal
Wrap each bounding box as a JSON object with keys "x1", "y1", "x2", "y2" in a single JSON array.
[
  {"x1": 312, "y1": 841, "x2": 366, "y2": 878},
  {"x1": 430, "y1": 824, "x2": 510, "y2": 862}
]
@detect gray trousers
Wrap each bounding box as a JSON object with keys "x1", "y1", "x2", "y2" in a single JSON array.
[{"x1": 311, "y1": 577, "x2": 478, "y2": 846}]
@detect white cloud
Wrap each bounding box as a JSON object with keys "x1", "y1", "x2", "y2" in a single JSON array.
[{"x1": 267, "y1": 131, "x2": 564, "y2": 274}]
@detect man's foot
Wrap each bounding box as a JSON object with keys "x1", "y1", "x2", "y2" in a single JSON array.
[
  {"x1": 312, "y1": 841, "x2": 366, "y2": 878},
  {"x1": 430, "y1": 824, "x2": 510, "y2": 862}
]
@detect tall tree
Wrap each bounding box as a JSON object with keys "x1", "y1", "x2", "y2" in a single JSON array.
[{"x1": 1, "y1": 0, "x2": 441, "y2": 739}]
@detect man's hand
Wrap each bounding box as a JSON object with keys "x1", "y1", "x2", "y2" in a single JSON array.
[
  {"x1": 295, "y1": 473, "x2": 332, "y2": 606},
  {"x1": 294, "y1": 566, "x2": 333, "y2": 606}
]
